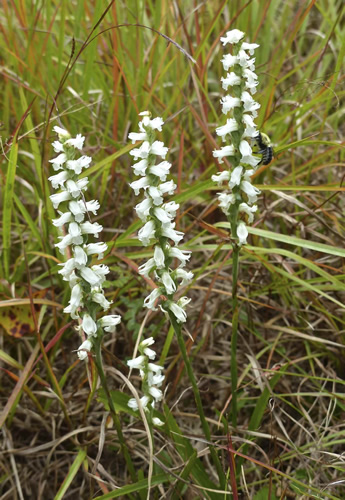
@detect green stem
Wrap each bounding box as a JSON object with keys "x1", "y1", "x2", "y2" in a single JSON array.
[
  {"x1": 168, "y1": 311, "x2": 226, "y2": 488},
  {"x1": 93, "y1": 335, "x2": 136, "y2": 482},
  {"x1": 230, "y1": 243, "x2": 239, "y2": 428},
  {"x1": 228, "y1": 207, "x2": 240, "y2": 428}
]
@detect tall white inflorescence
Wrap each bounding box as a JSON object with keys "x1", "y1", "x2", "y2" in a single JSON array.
[
  {"x1": 128, "y1": 111, "x2": 193, "y2": 323},
  {"x1": 212, "y1": 29, "x2": 261, "y2": 245},
  {"x1": 127, "y1": 111, "x2": 193, "y2": 423},
  {"x1": 49, "y1": 126, "x2": 121, "y2": 359}
]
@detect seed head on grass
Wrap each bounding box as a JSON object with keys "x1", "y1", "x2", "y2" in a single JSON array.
[
  {"x1": 212, "y1": 29, "x2": 261, "y2": 245},
  {"x1": 49, "y1": 126, "x2": 121, "y2": 359}
]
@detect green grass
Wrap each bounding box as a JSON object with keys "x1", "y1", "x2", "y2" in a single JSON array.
[{"x1": 1, "y1": 0, "x2": 345, "y2": 498}]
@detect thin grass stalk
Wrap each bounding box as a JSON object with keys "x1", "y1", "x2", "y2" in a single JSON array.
[
  {"x1": 93, "y1": 334, "x2": 136, "y2": 482},
  {"x1": 168, "y1": 310, "x2": 226, "y2": 488}
]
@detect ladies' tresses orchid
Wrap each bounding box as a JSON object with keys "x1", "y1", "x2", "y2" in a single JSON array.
[
  {"x1": 127, "y1": 111, "x2": 193, "y2": 422},
  {"x1": 49, "y1": 126, "x2": 121, "y2": 359},
  {"x1": 212, "y1": 29, "x2": 261, "y2": 245},
  {"x1": 128, "y1": 111, "x2": 193, "y2": 322}
]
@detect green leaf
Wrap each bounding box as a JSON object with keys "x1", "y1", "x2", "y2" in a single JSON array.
[
  {"x1": 53, "y1": 448, "x2": 87, "y2": 500},
  {"x1": 2, "y1": 135, "x2": 18, "y2": 279},
  {"x1": 253, "y1": 486, "x2": 279, "y2": 500}
]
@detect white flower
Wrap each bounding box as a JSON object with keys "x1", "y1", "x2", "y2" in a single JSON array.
[
  {"x1": 68, "y1": 200, "x2": 85, "y2": 222},
  {"x1": 163, "y1": 201, "x2": 179, "y2": 216},
  {"x1": 76, "y1": 178, "x2": 89, "y2": 191},
  {"x1": 212, "y1": 145, "x2": 235, "y2": 164},
  {"x1": 239, "y1": 203, "x2": 258, "y2": 223},
  {"x1": 73, "y1": 246, "x2": 88, "y2": 268},
  {"x1": 149, "y1": 161, "x2": 172, "y2": 181},
  {"x1": 241, "y1": 154, "x2": 261, "y2": 167},
  {"x1": 221, "y1": 54, "x2": 238, "y2": 70},
  {"x1": 58, "y1": 258, "x2": 76, "y2": 280},
  {"x1": 140, "y1": 337, "x2": 155, "y2": 347},
  {"x1": 132, "y1": 159, "x2": 148, "y2": 176},
  {"x1": 157, "y1": 180, "x2": 176, "y2": 195},
  {"x1": 48, "y1": 170, "x2": 69, "y2": 189},
  {"x1": 68, "y1": 221, "x2": 82, "y2": 239},
  {"x1": 211, "y1": 171, "x2": 231, "y2": 184},
  {"x1": 50, "y1": 190, "x2": 71, "y2": 209},
  {"x1": 154, "y1": 245, "x2": 165, "y2": 268},
  {"x1": 150, "y1": 141, "x2": 168, "y2": 158},
  {"x1": 143, "y1": 347, "x2": 156, "y2": 360},
  {"x1": 80, "y1": 221, "x2": 103, "y2": 237},
  {"x1": 66, "y1": 179, "x2": 81, "y2": 198},
  {"x1": 241, "y1": 180, "x2": 261, "y2": 203},
  {"x1": 66, "y1": 155, "x2": 91, "y2": 174},
  {"x1": 130, "y1": 141, "x2": 151, "y2": 160},
  {"x1": 49, "y1": 153, "x2": 67, "y2": 171},
  {"x1": 85, "y1": 242, "x2": 107, "y2": 259},
  {"x1": 91, "y1": 264, "x2": 110, "y2": 281},
  {"x1": 166, "y1": 301, "x2": 187, "y2": 323},
  {"x1": 52, "y1": 140, "x2": 64, "y2": 153},
  {"x1": 129, "y1": 177, "x2": 150, "y2": 195},
  {"x1": 55, "y1": 233, "x2": 74, "y2": 252},
  {"x1": 152, "y1": 372, "x2": 165, "y2": 386},
  {"x1": 140, "y1": 115, "x2": 164, "y2": 131},
  {"x1": 154, "y1": 206, "x2": 173, "y2": 225},
  {"x1": 152, "y1": 417, "x2": 164, "y2": 426},
  {"x1": 218, "y1": 193, "x2": 236, "y2": 212},
  {"x1": 64, "y1": 283, "x2": 83, "y2": 318},
  {"x1": 168, "y1": 247, "x2": 191, "y2": 265},
  {"x1": 99, "y1": 314, "x2": 121, "y2": 332},
  {"x1": 82, "y1": 313, "x2": 98, "y2": 337},
  {"x1": 65, "y1": 134, "x2": 85, "y2": 150},
  {"x1": 241, "y1": 42, "x2": 260, "y2": 54},
  {"x1": 161, "y1": 271, "x2": 176, "y2": 295},
  {"x1": 221, "y1": 95, "x2": 241, "y2": 114},
  {"x1": 221, "y1": 72, "x2": 241, "y2": 90},
  {"x1": 80, "y1": 267, "x2": 103, "y2": 286},
  {"x1": 237, "y1": 49, "x2": 250, "y2": 66},
  {"x1": 229, "y1": 166, "x2": 243, "y2": 188},
  {"x1": 147, "y1": 186, "x2": 163, "y2": 206},
  {"x1": 149, "y1": 386, "x2": 163, "y2": 401},
  {"x1": 53, "y1": 126, "x2": 70, "y2": 138},
  {"x1": 135, "y1": 197, "x2": 152, "y2": 220},
  {"x1": 77, "y1": 339, "x2": 92, "y2": 361},
  {"x1": 127, "y1": 355, "x2": 146, "y2": 369},
  {"x1": 237, "y1": 221, "x2": 248, "y2": 245},
  {"x1": 138, "y1": 220, "x2": 156, "y2": 246},
  {"x1": 239, "y1": 140, "x2": 252, "y2": 157},
  {"x1": 92, "y1": 292, "x2": 112, "y2": 310},
  {"x1": 220, "y1": 29, "x2": 245, "y2": 45},
  {"x1": 161, "y1": 224, "x2": 184, "y2": 244},
  {"x1": 128, "y1": 395, "x2": 150, "y2": 410},
  {"x1": 215, "y1": 118, "x2": 238, "y2": 139},
  {"x1": 143, "y1": 288, "x2": 161, "y2": 310},
  {"x1": 128, "y1": 131, "x2": 147, "y2": 143},
  {"x1": 138, "y1": 258, "x2": 156, "y2": 277},
  {"x1": 175, "y1": 269, "x2": 193, "y2": 286},
  {"x1": 241, "y1": 91, "x2": 260, "y2": 114},
  {"x1": 148, "y1": 362, "x2": 162, "y2": 373},
  {"x1": 52, "y1": 212, "x2": 72, "y2": 227},
  {"x1": 85, "y1": 200, "x2": 100, "y2": 214}
]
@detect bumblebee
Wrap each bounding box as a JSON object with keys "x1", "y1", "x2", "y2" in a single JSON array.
[{"x1": 255, "y1": 132, "x2": 273, "y2": 165}]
